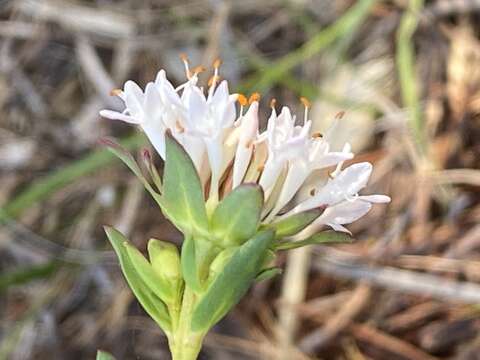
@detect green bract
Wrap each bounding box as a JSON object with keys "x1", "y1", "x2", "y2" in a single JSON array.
[
  {"x1": 210, "y1": 183, "x2": 263, "y2": 246},
  {"x1": 162, "y1": 132, "x2": 209, "y2": 235},
  {"x1": 102, "y1": 136, "x2": 353, "y2": 360},
  {"x1": 269, "y1": 206, "x2": 326, "y2": 238}
]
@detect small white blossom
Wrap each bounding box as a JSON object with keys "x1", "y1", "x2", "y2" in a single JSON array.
[
  {"x1": 286, "y1": 162, "x2": 390, "y2": 234},
  {"x1": 258, "y1": 106, "x2": 312, "y2": 197}
]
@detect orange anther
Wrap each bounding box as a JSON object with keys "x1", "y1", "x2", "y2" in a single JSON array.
[
  {"x1": 300, "y1": 96, "x2": 311, "y2": 108},
  {"x1": 192, "y1": 65, "x2": 206, "y2": 74},
  {"x1": 249, "y1": 92, "x2": 261, "y2": 104},
  {"x1": 213, "y1": 58, "x2": 222, "y2": 69},
  {"x1": 237, "y1": 93, "x2": 248, "y2": 106},
  {"x1": 208, "y1": 75, "x2": 222, "y2": 87},
  {"x1": 335, "y1": 111, "x2": 345, "y2": 119},
  {"x1": 179, "y1": 53, "x2": 189, "y2": 62},
  {"x1": 110, "y1": 88, "x2": 122, "y2": 96},
  {"x1": 312, "y1": 132, "x2": 323, "y2": 138}
]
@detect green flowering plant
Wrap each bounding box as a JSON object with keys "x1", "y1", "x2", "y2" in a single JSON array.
[{"x1": 99, "y1": 57, "x2": 390, "y2": 359}]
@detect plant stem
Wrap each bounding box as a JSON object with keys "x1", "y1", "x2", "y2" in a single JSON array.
[{"x1": 169, "y1": 287, "x2": 205, "y2": 360}]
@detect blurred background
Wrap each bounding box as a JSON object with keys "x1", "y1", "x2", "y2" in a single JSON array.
[{"x1": 1, "y1": 0, "x2": 480, "y2": 359}]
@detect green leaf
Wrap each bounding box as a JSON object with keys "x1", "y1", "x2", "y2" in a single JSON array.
[
  {"x1": 124, "y1": 242, "x2": 175, "y2": 304},
  {"x1": 255, "y1": 267, "x2": 282, "y2": 282},
  {"x1": 211, "y1": 184, "x2": 263, "y2": 246},
  {"x1": 191, "y1": 229, "x2": 274, "y2": 331},
  {"x1": 104, "y1": 226, "x2": 171, "y2": 332},
  {"x1": 96, "y1": 350, "x2": 115, "y2": 360},
  {"x1": 100, "y1": 138, "x2": 164, "y2": 207},
  {"x1": 181, "y1": 234, "x2": 202, "y2": 292},
  {"x1": 275, "y1": 230, "x2": 353, "y2": 251},
  {"x1": 162, "y1": 132, "x2": 208, "y2": 234},
  {"x1": 270, "y1": 206, "x2": 326, "y2": 239}
]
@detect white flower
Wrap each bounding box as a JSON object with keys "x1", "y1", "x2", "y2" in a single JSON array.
[
  {"x1": 100, "y1": 58, "x2": 390, "y2": 235},
  {"x1": 303, "y1": 194, "x2": 390, "y2": 234},
  {"x1": 258, "y1": 106, "x2": 311, "y2": 197},
  {"x1": 100, "y1": 79, "x2": 168, "y2": 159},
  {"x1": 181, "y1": 80, "x2": 237, "y2": 200},
  {"x1": 267, "y1": 131, "x2": 354, "y2": 220},
  {"x1": 286, "y1": 162, "x2": 390, "y2": 234}
]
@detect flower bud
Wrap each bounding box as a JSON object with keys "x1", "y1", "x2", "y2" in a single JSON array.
[{"x1": 147, "y1": 239, "x2": 182, "y2": 284}]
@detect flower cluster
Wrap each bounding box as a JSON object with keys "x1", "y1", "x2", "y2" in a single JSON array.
[{"x1": 100, "y1": 57, "x2": 389, "y2": 236}]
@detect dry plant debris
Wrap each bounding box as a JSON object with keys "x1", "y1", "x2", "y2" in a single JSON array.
[{"x1": 1, "y1": 1, "x2": 480, "y2": 359}]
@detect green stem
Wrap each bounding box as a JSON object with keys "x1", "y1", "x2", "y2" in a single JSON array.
[{"x1": 169, "y1": 287, "x2": 206, "y2": 360}]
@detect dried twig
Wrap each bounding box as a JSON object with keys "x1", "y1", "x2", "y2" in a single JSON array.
[
  {"x1": 299, "y1": 283, "x2": 371, "y2": 353},
  {"x1": 313, "y1": 247, "x2": 480, "y2": 303}
]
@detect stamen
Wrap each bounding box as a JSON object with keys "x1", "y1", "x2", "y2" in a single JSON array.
[
  {"x1": 269, "y1": 98, "x2": 277, "y2": 109},
  {"x1": 110, "y1": 88, "x2": 122, "y2": 96},
  {"x1": 213, "y1": 57, "x2": 222, "y2": 69},
  {"x1": 192, "y1": 65, "x2": 206, "y2": 75},
  {"x1": 207, "y1": 75, "x2": 222, "y2": 87},
  {"x1": 312, "y1": 132, "x2": 323, "y2": 139},
  {"x1": 237, "y1": 94, "x2": 248, "y2": 107},
  {"x1": 249, "y1": 92, "x2": 261, "y2": 104},
  {"x1": 300, "y1": 96, "x2": 311, "y2": 124},
  {"x1": 300, "y1": 96, "x2": 311, "y2": 108},
  {"x1": 208, "y1": 58, "x2": 222, "y2": 98},
  {"x1": 179, "y1": 53, "x2": 191, "y2": 79}
]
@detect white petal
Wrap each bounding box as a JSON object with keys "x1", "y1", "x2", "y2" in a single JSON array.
[
  {"x1": 142, "y1": 120, "x2": 167, "y2": 160},
  {"x1": 269, "y1": 162, "x2": 309, "y2": 217},
  {"x1": 232, "y1": 102, "x2": 259, "y2": 187},
  {"x1": 155, "y1": 69, "x2": 184, "y2": 112},
  {"x1": 293, "y1": 200, "x2": 370, "y2": 238},
  {"x1": 99, "y1": 110, "x2": 139, "y2": 124},
  {"x1": 329, "y1": 162, "x2": 372, "y2": 197},
  {"x1": 312, "y1": 151, "x2": 353, "y2": 170},
  {"x1": 358, "y1": 194, "x2": 391, "y2": 203},
  {"x1": 320, "y1": 200, "x2": 372, "y2": 226},
  {"x1": 124, "y1": 80, "x2": 144, "y2": 116},
  {"x1": 212, "y1": 80, "x2": 229, "y2": 104},
  {"x1": 187, "y1": 87, "x2": 207, "y2": 127},
  {"x1": 177, "y1": 133, "x2": 205, "y2": 171},
  {"x1": 259, "y1": 160, "x2": 284, "y2": 196},
  {"x1": 144, "y1": 82, "x2": 162, "y2": 120},
  {"x1": 232, "y1": 145, "x2": 253, "y2": 188},
  {"x1": 326, "y1": 222, "x2": 352, "y2": 234},
  {"x1": 204, "y1": 135, "x2": 223, "y2": 198},
  {"x1": 330, "y1": 143, "x2": 352, "y2": 177}
]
